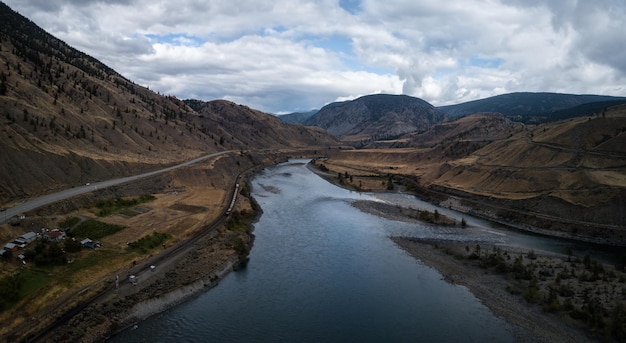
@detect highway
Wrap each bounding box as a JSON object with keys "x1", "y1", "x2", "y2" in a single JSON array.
[{"x1": 0, "y1": 150, "x2": 233, "y2": 225}]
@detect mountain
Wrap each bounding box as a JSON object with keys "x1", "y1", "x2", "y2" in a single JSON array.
[
  {"x1": 0, "y1": 2, "x2": 336, "y2": 204},
  {"x1": 277, "y1": 110, "x2": 317, "y2": 124},
  {"x1": 438, "y1": 92, "x2": 626, "y2": 123},
  {"x1": 305, "y1": 94, "x2": 445, "y2": 141}
]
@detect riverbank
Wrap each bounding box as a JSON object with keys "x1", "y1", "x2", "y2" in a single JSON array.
[
  {"x1": 308, "y1": 159, "x2": 626, "y2": 342},
  {"x1": 393, "y1": 237, "x2": 595, "y2": 342}
]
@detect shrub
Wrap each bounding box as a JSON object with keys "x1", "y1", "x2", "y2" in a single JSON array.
[{"x1": 128, "y1": 232, "x2": 171, "y2": 254}]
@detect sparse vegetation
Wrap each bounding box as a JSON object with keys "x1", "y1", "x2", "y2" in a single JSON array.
[
  {"x1": 435, "y1": 243, "x2": 626, "y2": 341},
  {"x1": 94, "y1": 195, "x2": 155, "y2": 217},
  {"x1": 127, "y1": 232, "x2": 171, "y2": 254}
]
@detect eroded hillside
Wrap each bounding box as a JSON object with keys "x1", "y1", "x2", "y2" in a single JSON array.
[
  {"x1": 322, "y1": 106, "x2": 626, "y2": 243},
  {"x1": 0, "y1": 3, "x2": 336, "y2": 204}
]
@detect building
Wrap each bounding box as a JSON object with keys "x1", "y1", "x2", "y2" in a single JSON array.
[
  {"x1": 43, "y1": 229, "x2": 66, "y2": 242},
  {"x1": 4, "y1": 242, "x2": 17, "y2": 252},
  {"x1": 19, "y1": 231, "x2": 37, "y2": 243}
]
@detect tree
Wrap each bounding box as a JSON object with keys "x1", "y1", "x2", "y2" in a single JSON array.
[
  {"x1": 63, "y1": 237, "x2": 82, "y2": 253},
  {"x1": 387, "y1": 175, "x2": 394, "y2": 190}
]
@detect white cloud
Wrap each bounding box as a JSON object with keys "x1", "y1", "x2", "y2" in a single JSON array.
[{"x1": 5, "y1": 0, "x2": 626, "y2": 112}]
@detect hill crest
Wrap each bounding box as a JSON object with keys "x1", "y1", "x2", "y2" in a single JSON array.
[{"x1": 306, "y1": 94, "x2": 445, "y2": 141}]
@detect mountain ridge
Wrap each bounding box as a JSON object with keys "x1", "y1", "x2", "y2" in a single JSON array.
[
  {"x1": 305, "y1": 94, "x2": 445, "y2": 141},
  {"x1": 438, "y1": 92, "x2": 626, "y2": 122},
  {"x1": 0, "y1": 2, "x2": 336, "y2": 204}
]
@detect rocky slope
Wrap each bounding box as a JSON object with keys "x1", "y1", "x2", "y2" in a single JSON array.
[{"x1": 305, "y1": 94, "x2": 445, "y2": 142}]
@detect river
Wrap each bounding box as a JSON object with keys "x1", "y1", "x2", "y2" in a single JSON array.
[{"x1": 109, "y1": 159, "x2": 616, "y2": 342}]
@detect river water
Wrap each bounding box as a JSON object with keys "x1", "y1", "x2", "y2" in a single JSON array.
[{"x1": 109, "y1": 159, "x2": 616, "y2": 342}]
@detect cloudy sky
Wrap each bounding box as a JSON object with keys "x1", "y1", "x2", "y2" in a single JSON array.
[{"x1": 5, "y1": 0, "x2": 626, "y2": 113}]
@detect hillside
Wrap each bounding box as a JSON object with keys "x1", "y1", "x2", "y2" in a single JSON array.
[
  {"x1": 277, "y1": 110, "x2": 317, "y2": 124},
  {"x1": 305, "y1": 94, "x2": 445, "y2": 142},
  {"x1": 438, "y1": 92, "x2": 626, "y2": 123},
  {"x1": 0, "y1": 2, "x2": 336, "y2": 205},
  {"x1": 320, "y1": 105, "x2": 626, "y2": 243}
]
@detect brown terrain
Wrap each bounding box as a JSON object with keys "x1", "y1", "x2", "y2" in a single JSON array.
[
  {"x1": 316, "y1": 108, "x2": 626, "y2": 245},
  {"x1": 2, "y1": 2, "x2": 626, "y2": 342}
]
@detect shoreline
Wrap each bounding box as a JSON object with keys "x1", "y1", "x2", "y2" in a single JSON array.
[
  {"x1": 392, "y1": 237, "x2": 593, "y2": 343},
  {"x1": 309, "y1": 160, "x2": 624, "y2": 342}
]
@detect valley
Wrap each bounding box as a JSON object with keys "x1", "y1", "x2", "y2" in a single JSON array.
[{"x1": 1, "y1": 1, "x2": 626, "y2": 341}]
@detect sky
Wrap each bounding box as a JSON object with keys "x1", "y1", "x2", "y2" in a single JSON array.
[{"x1": 5, "y1": 0, "x2": 626, "y2": 114}]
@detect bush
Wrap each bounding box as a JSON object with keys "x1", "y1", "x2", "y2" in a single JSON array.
[
  {"x1": 128, "y1": 232, "x2": 170, "y2": 254},
  {"x1": 63, "y1": 237, "x2": 82, "y2": 253}
]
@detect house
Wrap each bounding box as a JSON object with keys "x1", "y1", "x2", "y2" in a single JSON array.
[
  {"x1": 19, "y1": 231, "x2": 37, "y2": 243},
  {"x1": 43, "y1": 229, "x2": 66, "y2": 242},
  {"x1": 80, "y1": 238, "x2": 94, "y2": 249},
  {"x1": 4, "y1": 242, "x2": 17, "y2": 252},
  {"x1": 0, "y1": 249, "x2": 6, "y2": 257}
]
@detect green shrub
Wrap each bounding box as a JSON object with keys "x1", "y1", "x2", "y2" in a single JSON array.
[{"x1": 127, "y1": 232, "x2": 171, "y2": 254}]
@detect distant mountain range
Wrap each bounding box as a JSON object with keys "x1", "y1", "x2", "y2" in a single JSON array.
[
  {"x1": 279, "y1": 92, "x2": 626, "y2": 138},
  {"x1": 438, "y1": 92, "x2": 626, "y2": 122}
]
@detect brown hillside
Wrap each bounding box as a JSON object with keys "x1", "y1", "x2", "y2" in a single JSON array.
[
  {"x1": 0, "y1": 4, "x2": 336, "y2": 205},
  {"x1": 323, "y1": 107, "x2": 626, "y2": 242}
]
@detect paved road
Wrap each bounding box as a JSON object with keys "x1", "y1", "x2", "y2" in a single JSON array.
[{"x1": 0, "y1": 150, "x2": 233, "y2": 225}]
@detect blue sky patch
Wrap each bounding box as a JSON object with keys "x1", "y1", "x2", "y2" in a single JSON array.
[
  {"x1": 145, "y1": 33, "x2": 205, "y2": 46},
  {"x1": 464, "y1": 56, "x2": 503, "y2": 69},
  {"x1": 339, "y1": 0, "x2": 361, "y2": 14}
]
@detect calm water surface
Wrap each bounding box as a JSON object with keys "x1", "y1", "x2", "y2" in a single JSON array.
[{"x1": 111, "y1": 160, "x2": 563, "y2": 342}]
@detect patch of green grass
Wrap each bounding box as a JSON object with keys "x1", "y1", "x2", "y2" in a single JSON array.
[
  {"x1": 0, "y1": 269, "x2": 52, "y2": 312},
  {"x1": 127, "y1": 232, "x2": 171, "y2": 254},
  {"x1": 64, "y1": 250, "x2": 123, "y2": 275},
  {"x1": 71, "y1": 219, "x2": 125, "y2": 240},
  {"x1": 59, "y1": 216, "x2": 81, "y2": 229},
  {"x1": 19, "y1": 268, "x2": 52, "y2": 298},
  {"x1": 95, "y1": 195, "x2": 155, "y2": 217}
]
